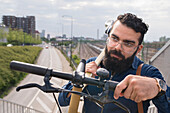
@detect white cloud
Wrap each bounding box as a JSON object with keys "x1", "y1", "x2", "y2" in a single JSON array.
[{"x1": 59, "y1": 1, "x2": 88, "y2": 10}]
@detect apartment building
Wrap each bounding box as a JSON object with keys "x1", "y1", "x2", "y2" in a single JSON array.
[{"x1": 2, "y1": 15, "x2": 35, "y2": 36}]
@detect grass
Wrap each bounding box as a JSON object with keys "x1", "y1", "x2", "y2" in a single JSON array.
[{"x1": 0, "y1": 46, "x2": 42, "y2": 98}]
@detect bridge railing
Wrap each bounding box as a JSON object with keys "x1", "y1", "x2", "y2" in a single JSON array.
[
  {"x1": 147, "y1": 105, "x2": 158, "y2": 113},
  {"x1": 147, "y1": 101, "x2": 158, "y2": 113},
  {"x1": 0, "y1": 98, "x2": 44, "y2": 113}
]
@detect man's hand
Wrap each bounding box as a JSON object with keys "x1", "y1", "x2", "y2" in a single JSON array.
[
  {"x1": 85, "y1": 61, "x2": 98, "y2": 77},
  {"x1": 114, "y1": 75, "x2": 159, "y2": 103}
]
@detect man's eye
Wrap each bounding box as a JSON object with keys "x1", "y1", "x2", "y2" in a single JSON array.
[
  {"x1": 111, "y1": 37, "x2": 118, "y2": 42},
  {"x1": 124, "y1": 42, "x2": 134, "y2": 47}
]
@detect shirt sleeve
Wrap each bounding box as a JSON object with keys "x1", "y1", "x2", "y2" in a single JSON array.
[
  {"x1": 58, "y1": 81, "x2": 73, "y2": 106},
  {"x1": 142, "y1": 64, "x2": 169, "y2": 113},
  {"x1": 86, "y1": 57, "x2": 97, "y2": 63}
]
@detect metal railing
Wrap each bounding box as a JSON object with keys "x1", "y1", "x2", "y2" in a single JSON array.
[
  {"x1": 0, "y1": 98, "x2": 44, "y2": 113},
  {"x1": 147, "y1": 101, "x2": 158, "y2": 113},
  {"x1": 148, "y1": 105, "x2": 158, "y2": 113},
  {"x1": 58, "y1": 46, "x2": 77, "y2": 69}
]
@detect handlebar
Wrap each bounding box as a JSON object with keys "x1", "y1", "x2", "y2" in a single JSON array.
[
  {"x1": 10, "y1": 60, "x2": 118, "y2": 90},
  {"x1": 10, "y1": 60, "x2": 73, "y2": 80}
]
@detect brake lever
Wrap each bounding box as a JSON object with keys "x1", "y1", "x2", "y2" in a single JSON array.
[
  {"x1": 16, "y1": 68, "x2": 60, "y2": 93},
  {"x1": 16, "y1": 83, "x2": 42, "y2": 92},
  {"x1": 16, "y1": 83, "x2": 62, "y2": 93}
]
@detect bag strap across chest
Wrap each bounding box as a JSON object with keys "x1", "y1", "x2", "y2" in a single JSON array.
[{"x1": 136, "y1": 63, "x2": 144, "y2": 113}]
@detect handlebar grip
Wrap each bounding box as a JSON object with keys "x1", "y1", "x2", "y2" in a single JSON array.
[
  {"x1": 76, "y1": 59, "x2": 86, "y2": 72},
  {"x1": 107, "y1": 80, "x2": 119, "y2": 90},
  {"x1": 10, "y1": 61, "x2": 48, "y2": 76},
  {"x1": 107, "y1": 80, "x2": 126, "y2": 93}
]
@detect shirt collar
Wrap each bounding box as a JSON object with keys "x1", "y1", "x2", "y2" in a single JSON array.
[{"x1": 131, "y1": 56, "x2": 144, "y2": 70}]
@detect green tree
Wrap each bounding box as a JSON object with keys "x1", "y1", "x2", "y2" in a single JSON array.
[
  {"x1": 6, "y1": 28, "x2": 42, "y2": 45},
  {"x1": 0, "y1": 29, "x2": 4, "y2": 40}
]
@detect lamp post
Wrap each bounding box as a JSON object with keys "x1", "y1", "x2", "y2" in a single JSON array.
[
  {"x1": 23, "y1": 19, "x2": 25, "y2": 46},
  {"x1": 57, "y1": 23, "x2": 64, "y2": 51},
  {"x1": 62, "y1": 15, "x2": 73, "y2": 64}
]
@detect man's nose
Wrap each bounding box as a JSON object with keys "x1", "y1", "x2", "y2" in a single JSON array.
[{"x1": 114, "y1": 42, "x2": 122, "y2": 51}]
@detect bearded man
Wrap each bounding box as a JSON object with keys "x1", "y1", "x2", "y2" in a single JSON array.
[{"x1": 58, "y1": 13, "x2": 169, "y2": 113}]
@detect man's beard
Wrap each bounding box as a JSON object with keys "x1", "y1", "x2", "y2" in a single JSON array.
[{"x1": 103, "y1": 47, "x2": 137, "y2": 73}]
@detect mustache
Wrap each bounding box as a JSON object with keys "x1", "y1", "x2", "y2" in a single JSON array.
[{"x1": 107, "y1": 50, "x2": 125, "y2": 59}]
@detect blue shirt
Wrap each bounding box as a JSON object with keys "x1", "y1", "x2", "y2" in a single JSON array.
[{"x1": 58, "y1": 56, "x2": 169, "y2": 113}]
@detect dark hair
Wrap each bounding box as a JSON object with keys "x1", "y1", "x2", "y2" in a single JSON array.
[{"x1": 117, "y1": 13, "x2": 149, "y2": 45}]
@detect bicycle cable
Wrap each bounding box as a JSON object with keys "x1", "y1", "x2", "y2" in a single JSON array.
[{"x1": 53, "y1": 93, "x2": 62, "y2": 113}]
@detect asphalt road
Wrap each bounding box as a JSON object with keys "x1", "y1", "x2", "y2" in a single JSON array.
[{"x1": 4, "y1": 45, "x2": 69, "y2": 113}]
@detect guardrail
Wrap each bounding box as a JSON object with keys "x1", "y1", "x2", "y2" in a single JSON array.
[
  {"x1": 147, "y1": 105, "x2": 157, "y2": 113},
  {"x1": 57, "y1": 46, "x2": 77, "y2": 69},
  {"x1": 147, "y1": 101, "x2": 158, "y2": 113},
  {"x1": 0, "y1": 98, "x2": 44, "y2": 113}
]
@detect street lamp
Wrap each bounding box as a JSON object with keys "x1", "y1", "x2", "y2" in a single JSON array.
[
  {"x1": 62, "y1": 15, "x2": 73, "y2": 64},
  {"x1": 23, "y1": 18, "x2": 25, "y2": 46},
  {"x1": 62, "y1": 15, "x2": 73, "y2": 39},
  {"x1": 57, "y1": 23, "x2": 64, "y2": 51}
]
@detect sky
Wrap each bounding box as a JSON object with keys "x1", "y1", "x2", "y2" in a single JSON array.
[{"x1": 0, "y1": 0, "x2": 170, "y2": 42}]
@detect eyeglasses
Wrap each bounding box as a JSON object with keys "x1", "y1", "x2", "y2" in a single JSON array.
[{"x1": 106, "y1": 36, "x2": 138, "y2": 54}]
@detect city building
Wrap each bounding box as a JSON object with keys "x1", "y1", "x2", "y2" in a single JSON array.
[
  {"x1": 35, "y1": 30, "x2": 40, "y2": 38},
  {"x1": 62, "y1": 34, "x2": 66, "y2": 39},
  {"x1": 25, "y1": 16, "x2": 35, "y2": 36},
  {"x1": 159, "y1": 36, "x2": 170, "y2": 42},
  {"x1": 2, "y1": 16, "x2": 16, "y2": 28},
  {"x1": 85, "y1": 37, "x2": 94, "y2": 41},
  {"x1": 47, "y1": 34, "x2": 50, "y2": 40},
  {"x1": 40, "y1": 30, "x2": 45, "y2": 38},
  {"x1": 72, "y1": 36, "x2": 84, "y2": 41},
  {"x1": 0, "y1": 23, "x2": 9, "y2": 43},
  {"x1": 97, "y1": 29, "x2": 99, "y2": 39},
  {"x1": 2, "y1": 15, "x2": 35, "y2": 36},
  {"x1": 101, "y1": 34, "x2": 108, "y2": 40}
]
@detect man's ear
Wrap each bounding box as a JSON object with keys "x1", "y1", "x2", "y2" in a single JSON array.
[{"x1": 136, "y1": 45, "x2": 143, "y2": 55}]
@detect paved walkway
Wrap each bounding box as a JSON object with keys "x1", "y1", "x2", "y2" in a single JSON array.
[
  {"x1": 55, "y1": 49, "x2": 73, "y2": 74},
  {"x1": 54, "y1": 48, "x2": 83, "y2": 113}
]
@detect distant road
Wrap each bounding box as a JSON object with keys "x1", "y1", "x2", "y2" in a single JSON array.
[{"x1": 4, "y1": 45, "x2": 69, "y2": 113}]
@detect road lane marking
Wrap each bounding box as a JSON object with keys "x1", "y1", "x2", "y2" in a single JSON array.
[
  {"x1": 27, "y1": 90, "x2": 40, "y2": 107},
  {"x1": 41, "y1": 93, "x2": 55, "y2": 103},
  {"x1": 52, "y1": 48, "x2": 62, "y2": 71},
  {"x1": 36, "y1": 97, "x2": 52, "y2": 113},
  {"x1": 49, "y1": 46, "x2": 53, "y2": 68}
]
